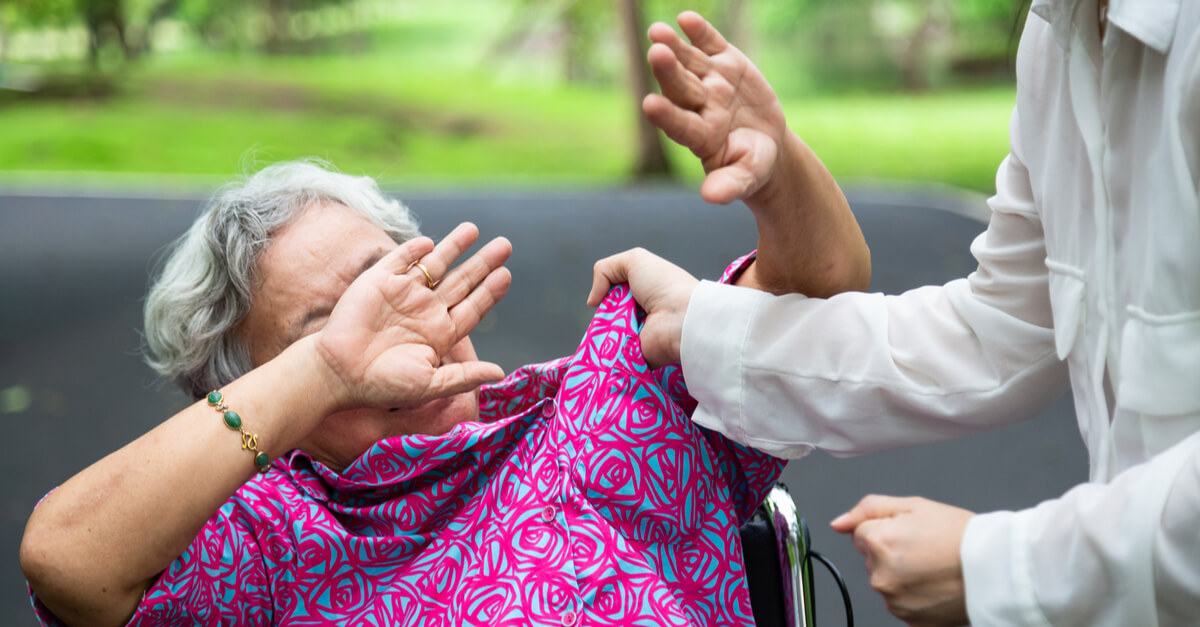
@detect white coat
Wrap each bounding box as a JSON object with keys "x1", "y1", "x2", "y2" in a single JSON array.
[{"x1": 680, "y1": 1, "x2": 1200, "y2": 624}]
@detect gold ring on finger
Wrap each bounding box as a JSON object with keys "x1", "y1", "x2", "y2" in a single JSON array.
[{"x1": 407, "y1": 260, "x2": 439, "y2": 289}]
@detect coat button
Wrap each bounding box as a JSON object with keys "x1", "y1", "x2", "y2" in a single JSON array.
[
  {"x1": 561, "y1": 610, "x2": 578, "y2": 627},
  {"x1": 541, "y1": 505, "x2": 557, "y2": 522},
  {"x1": 542, "y1": 402, "x2": 556, "y2": 418}
]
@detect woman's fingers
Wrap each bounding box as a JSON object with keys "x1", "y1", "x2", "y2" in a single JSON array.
[
  {"x1": 677, "y1": 11, "x2": 730, "y2": 56},
  {"x1": 832, "y1": 494, "x2": 912, "y2": 533},
  {"x1": 648, "y1": 43, "x2": 707, "y2": 111},
  {"x1": 590, "y1": 248, "x2": 697, "y2": 368},
  {"x1": 427, "y1": 360, "x2": 506, "y2": 399},
  {"x1": 588, "y1": 250, "x2": 637, "y2": 307},
  {"x1": 648, "y1": 21, "x2": 711, "y2": 75},
  {"x1": 447, "y1": 266, "x2": 512, "y2": 339},
  {"x1": 401, "y1": 222, "x2": 480, "y2": 286},
  {"x1": 377, "y1": 236, "x2": 436, "y2": 275},
  {"x1": 435, "y1": 236, "x2": 513, "y2": 307},
  {"x1": 643, "y1": 93, "x2": 711, "y2": 155}
]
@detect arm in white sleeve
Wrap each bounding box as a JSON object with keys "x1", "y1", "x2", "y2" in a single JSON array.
[
  {"x1": 963, "y1": 430, "x2": 1200, "y2": 627},
  {"x1": 681, "y1": 126, "x2": 1069, "y2": 458}
]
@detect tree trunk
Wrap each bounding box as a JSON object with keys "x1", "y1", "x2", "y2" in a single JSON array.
[
  {"x1": 616, "y1": 0, "x2": 672, "y2": 179},
  {"x1": 264, "y1": 0, "x2": 288, "y2": 54}
]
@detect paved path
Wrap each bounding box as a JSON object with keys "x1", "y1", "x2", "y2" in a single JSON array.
[{"x1": 0, "y1": 188, "x2": 1084, "y2": 626}]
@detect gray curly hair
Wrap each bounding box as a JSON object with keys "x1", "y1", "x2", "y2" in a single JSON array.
[{"x1": 144, "y1": 160, "x2": 422, "y2": 400}]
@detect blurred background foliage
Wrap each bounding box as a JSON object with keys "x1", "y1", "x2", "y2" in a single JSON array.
[{"x1": 0, "y1": 0, "x2": 1026, "y2": 192}]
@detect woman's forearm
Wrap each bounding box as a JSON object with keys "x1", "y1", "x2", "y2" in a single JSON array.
[
  {"x1": 19, "y1": 337, "x2": 339, "y2": 627},
  {"x1": 738, "y1": 131, "x2": 871, "y2": 297}
]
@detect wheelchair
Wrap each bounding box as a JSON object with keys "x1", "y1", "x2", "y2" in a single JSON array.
[{"x1": 741, "y1": 483, "x2": 854, "y2": 627}]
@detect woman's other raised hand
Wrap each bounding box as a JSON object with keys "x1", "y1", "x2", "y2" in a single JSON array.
[
  {"x1": 645, "y1": 12, "x2": 870, "y2": 297},
  {"x1": 644, "y1": 11, "x2": 786, "y2": 205}
]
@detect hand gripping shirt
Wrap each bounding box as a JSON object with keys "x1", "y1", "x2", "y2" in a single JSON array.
[{"x1": 31, "y1": 256, "x2": 784, "y2": 627}]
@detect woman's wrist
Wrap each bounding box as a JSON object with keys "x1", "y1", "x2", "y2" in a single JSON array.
[
  {"x1": 234, "y1": 336, "x2": 347, "y2": 455},
  {"x1": 742, "y1": 130, "x2": 806, "y2": 215},
  {"x1": 741, "y1": 131, "x2": 870, "y2": 296}
]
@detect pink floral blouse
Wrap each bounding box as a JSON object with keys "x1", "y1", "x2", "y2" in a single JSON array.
[{"x1": 32, "y1": 255, "x2": 784, "y2": 626}]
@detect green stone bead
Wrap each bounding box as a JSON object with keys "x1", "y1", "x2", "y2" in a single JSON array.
[
  {"x1": 255, "y1": 452, "x2": 270, "y2": 470},
  {"x1": 222, "y1": 410, "x2": 242, "y2": 430},
  {"x1": 207, "y1": 391, "x2": 222, "y2": 406}
]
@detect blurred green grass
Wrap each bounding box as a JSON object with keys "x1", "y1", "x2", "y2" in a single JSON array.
[{"x1": 0, "y1": 2, "x2": 1016, "y2": 192}]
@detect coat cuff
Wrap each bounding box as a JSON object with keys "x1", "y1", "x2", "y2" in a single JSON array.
[{"x1": 962, "y1": 509, "x2": 1052, "y2": 627}]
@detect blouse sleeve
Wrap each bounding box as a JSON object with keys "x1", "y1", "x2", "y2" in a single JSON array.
[
  {"x1": 962, "y1": 431, "x2": 1200, "y2": 626},
  {"x1": 120, "y1": 499, "x2": 274, "y2": 626},
  {"x1": 28, "y1": 498, "x2": 272, "y2": 626},
  {"x1": 29, "y1": 498, "x2": 274, "y2": 627}
]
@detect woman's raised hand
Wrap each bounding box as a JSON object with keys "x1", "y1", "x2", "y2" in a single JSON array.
[
  {"x1": 645, "y1": 11, "x2": 788, "y2": 205},
  {"x1": 646, "y1": 12, "x2": 870, "y2": 298},
  {"x1": 315, "y1": 223, "x2": 512, "y2": 411}
]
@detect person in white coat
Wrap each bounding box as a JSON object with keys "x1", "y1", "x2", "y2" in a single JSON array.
[{"x1": 591, "y1": 3, "x2": 1200, "y2": 625}]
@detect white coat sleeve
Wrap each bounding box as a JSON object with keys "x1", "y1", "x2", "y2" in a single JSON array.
[
  {"x1": 680, "y1": 120, "x2": 1069, "y2": 458},
  {"x1": 962, "y1": 430, "x2": 1200, "y2": 627}
]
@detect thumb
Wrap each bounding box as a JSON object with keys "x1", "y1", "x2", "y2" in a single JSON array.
[
  {"x1": 589, "y1": 251, "x2": 638, "y2": 307},
  {"x1": 427, "y1": 361, "x2": 506, "y2": 399},
  {"x1": 700, "y1": 166, "x2": 755, "y2": 205},
  {"x1": 700, "y1": 129, "x2": 777, "y2": 204},
  {"x1": 831, "y1": 494, "x2": 912, "y2": 534}
]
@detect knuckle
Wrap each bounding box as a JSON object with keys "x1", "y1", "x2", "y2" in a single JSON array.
[
  {"x1": 869, "y1": 572, "x2": 900, "y2": 597},
  {"x1": 858, "y1": 494, "x2": 882, "y2": 510},
  {"x1": 856, "y1": 524, "x2": 890, "y2": 554}
]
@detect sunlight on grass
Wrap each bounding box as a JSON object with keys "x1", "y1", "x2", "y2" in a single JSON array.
[{"x1": 0, "y1": 0, "x2": 1015, "y2": 193}]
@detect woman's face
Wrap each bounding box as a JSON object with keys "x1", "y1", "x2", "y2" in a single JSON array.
[{"x1": 238, "y1": 201, "x2": 482, "y2": 470}]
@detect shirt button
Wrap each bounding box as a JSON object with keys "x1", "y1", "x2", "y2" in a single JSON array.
[
  {"x1": 561, "y1": 610, "x2": 578, "y2": 627},
  {"x1": 541, "y1": 505, "x2": 557, "y2": 522},
  {"x1": 542, "y1": 402, "x2": 556, "y2": 418}
]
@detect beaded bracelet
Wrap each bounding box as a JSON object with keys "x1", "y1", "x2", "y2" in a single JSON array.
[{"x1": 207, "y1": 391, "x2": 270, "y2": 473}]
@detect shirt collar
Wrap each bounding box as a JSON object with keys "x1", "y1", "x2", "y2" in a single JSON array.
[
  {"x1": 1031, "y1": 0, "x2": 1181, "y2": 54},
  {"x1": 284, "y1": 410, "x2": 538, "y2": 497}
]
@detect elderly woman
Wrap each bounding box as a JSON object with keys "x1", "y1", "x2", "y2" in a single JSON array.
[{"x1": 17, "y1": 160, "x2": 869, "y2": 627}]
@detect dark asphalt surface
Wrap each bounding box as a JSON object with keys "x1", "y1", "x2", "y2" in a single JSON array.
[{"x1": 0, "y1": 187, "x2": 1085, "y2": 626}]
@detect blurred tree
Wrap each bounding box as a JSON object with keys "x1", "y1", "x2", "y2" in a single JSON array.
[
  {"x1": 493, "y1": 0, "x2": 610, "y2": 83},
  {"x1": 3, "y1": 0, "x2": 183, "y2": 68},
  {"x1": 0, "y1": 2, "x2": 10, "y2": 64},
  {"x1": 560, "y1": 1, "x2": 607, "y2": 82},
  {"x1": 79, "y1": 0, "x2": 131, "y2": 67},
  {"x1": 753, "y1": 0, "x2": 1023, "y2": 91},
  {"x1": 135, "y1": 0, "x2": 186, "y2": 54},
  {"x1": 5, "y1": 0, "x2": 75, "y2": 28},
  {"x1": 617, "y1": 0, "x2": 671, "y2": 178},
  {"x1": 497, "y1": 0, "x2": 672, "y2": 178},
  {"x1": 176, "y1": 0, "x2": 245, "y2": 49}
]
